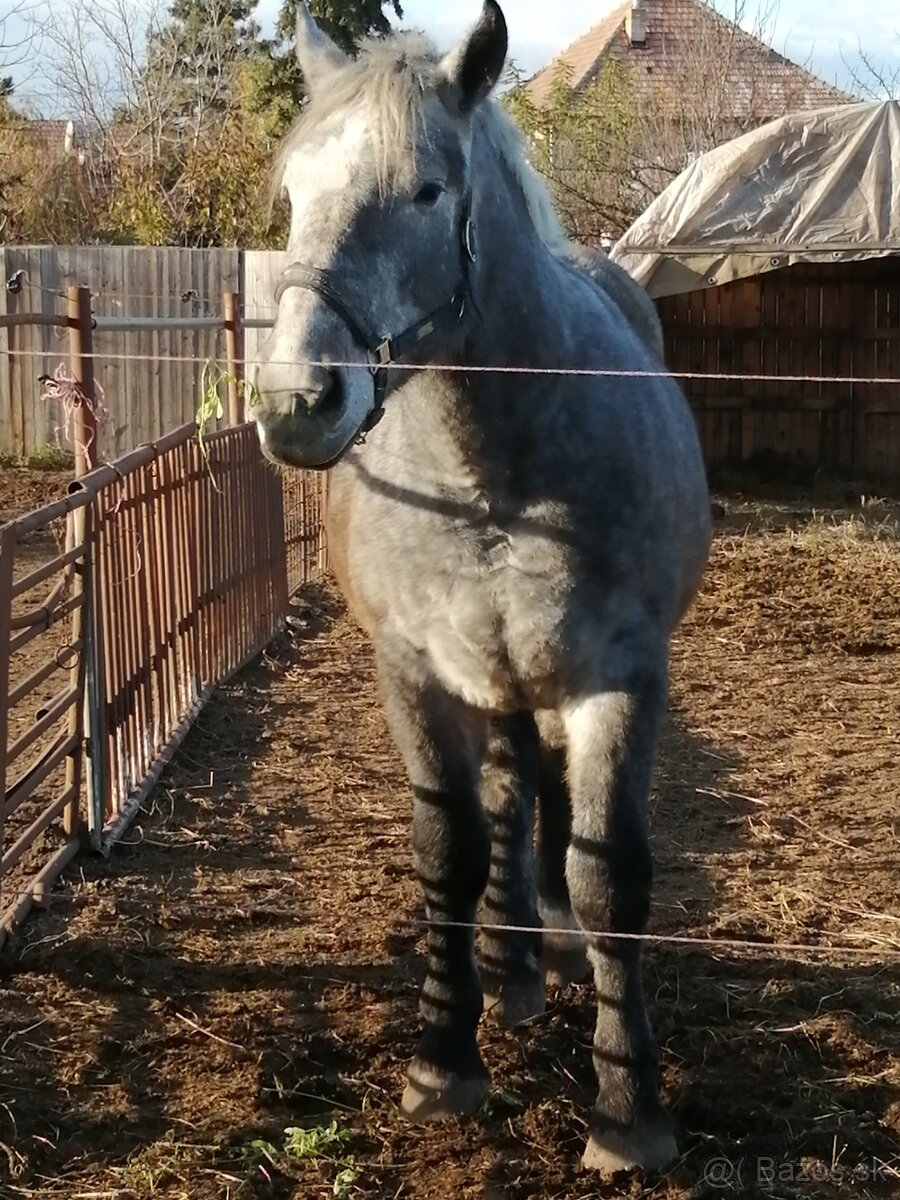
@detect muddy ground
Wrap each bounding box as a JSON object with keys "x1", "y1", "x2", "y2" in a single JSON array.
[{"x1": 0, "y1": 479, "x2": 898, "y2": 1200}]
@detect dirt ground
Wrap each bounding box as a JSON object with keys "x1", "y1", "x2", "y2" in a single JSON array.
[
  {"x1": 0, "y1": 469, "x2": 75, "y2": 529},
  {"x1": 0, "y1": 483, "x2": 899, "y2": 1200}
]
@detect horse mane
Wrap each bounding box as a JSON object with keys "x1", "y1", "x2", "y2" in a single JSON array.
[
  {"x1": 272, "y1": 30, "x2": 567, "y2": 254},
  {"x1": 478, "y1": 102, "x2": 568, "y2": 253}
]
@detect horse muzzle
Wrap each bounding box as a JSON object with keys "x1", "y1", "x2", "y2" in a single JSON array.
[{"x1": 254, "y1": 364, "x2": 373, "y2": 470}]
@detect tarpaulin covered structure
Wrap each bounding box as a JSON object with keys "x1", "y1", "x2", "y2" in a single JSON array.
[
  {"x1": 608, "y1": 101, "x2": 900, "y2": 477},
  {"x1": 611, "y1": 101, "x2": 900, "y2": 299}
]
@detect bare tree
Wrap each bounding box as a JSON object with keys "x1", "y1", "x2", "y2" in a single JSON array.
[
  {"x1": 40, "y1": 0, "x2": 165, "y2": 127},
  {"x1": 30, "y1": 0, "x2": 265, "y2": 242},
  {"x1": 0, "y1": 0, "x2": 47, "y2": 97},
  {"x1": 842, "y1": 39, "x2": 900, "y2": 100}
]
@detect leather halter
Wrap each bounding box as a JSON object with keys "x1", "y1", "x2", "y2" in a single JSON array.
[{"x1": 274, "y1": 199, "x2": 477, "y2": 434}]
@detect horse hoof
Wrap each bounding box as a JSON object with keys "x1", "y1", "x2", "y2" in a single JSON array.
[
  {"x1": 483, "y1": 979, "x2": 545, "y2": 1027},
  {"x1": 582, "y1": 1118, "x2": 678, "y2": 1176},
  {"x1": 400, "y1": 1062, "x2": 489, "y2": 1122}
]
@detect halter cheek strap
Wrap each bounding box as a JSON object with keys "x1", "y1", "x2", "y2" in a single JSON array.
[{"x1": 274, "y1": 199, "x2": 476, "y2": 434}]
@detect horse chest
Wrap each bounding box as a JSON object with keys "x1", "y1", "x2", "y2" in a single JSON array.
[{"x1": 389, "y1": 517, "x2": 568, "y2": 711}]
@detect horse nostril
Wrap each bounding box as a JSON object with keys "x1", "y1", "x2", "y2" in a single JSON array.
[
  {"x1": 288, "y1": 372, "x2": 341, "y2": 418},
  {"x1": 319, "y1": 370, "x2": 342, "y2": 416}
]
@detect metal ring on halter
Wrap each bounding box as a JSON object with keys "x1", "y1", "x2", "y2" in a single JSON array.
[{"x1": 463, "y1": 218, "x2": 477, "y2": 263}]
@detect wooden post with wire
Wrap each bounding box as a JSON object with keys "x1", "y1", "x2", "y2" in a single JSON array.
[
  {"x1": 62, "y1": 285, "x2": 98, "y2": 850},
  {"x1": 67, "y1": 286, "x2": 98, "y2": 477},
  {"x1": 224, "y1": 291, "x2": 244, "y2": 426}
]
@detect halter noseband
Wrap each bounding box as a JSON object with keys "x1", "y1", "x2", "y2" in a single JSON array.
[{"x1": 274, "y1": 199, "x2": 477, "y2": 435}]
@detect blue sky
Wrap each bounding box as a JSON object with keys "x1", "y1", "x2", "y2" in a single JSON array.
[
  {"x1": 381, "y1": 0, "x2": 898, "y2": 93},
  {"x1": 6, "y1": 0, "x2": 898, "y2": 107}
]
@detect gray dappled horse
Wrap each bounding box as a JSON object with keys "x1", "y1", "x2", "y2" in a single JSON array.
[{"x1": 253, "y1": 0, "x2": 711, "y2": 1175}]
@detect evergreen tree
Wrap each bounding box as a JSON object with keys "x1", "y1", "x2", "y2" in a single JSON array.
[{"x1": 276, "y1": 0, "x2": 402, "y2": 55}]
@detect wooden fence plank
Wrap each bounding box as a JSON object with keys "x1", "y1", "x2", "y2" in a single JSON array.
[{"x1": 243, "y1": 249, "x2": 288, "y2": 374}]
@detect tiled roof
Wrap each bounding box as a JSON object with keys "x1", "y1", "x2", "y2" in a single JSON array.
[
  {"x1": 10, "y1": 119, "x2": 86, "y2": 155},
  {"x1": 33, "y1": 120, "x2": 72, "y2": 143},
  {"x1": 526, "y1": 6, "x2": 628, "y2": 104},
  {"x1": 526, "y1": 0, "x2": 854, "y2": 118}
]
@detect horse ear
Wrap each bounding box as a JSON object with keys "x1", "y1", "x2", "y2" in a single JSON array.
[
  {"x1": 295, "y1": 2, "x2": 346, "y2": 93},
  {"x1": 438, "y1": 0, "x2": 508, "y2": 115}
]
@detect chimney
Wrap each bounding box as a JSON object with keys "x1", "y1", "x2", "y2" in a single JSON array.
[
  {"x1": 64, "y1": 120, "x2": 75, "y2": 155},
  {"x1": 625, "y1": 0, "x2": 648, "y2": 46}
]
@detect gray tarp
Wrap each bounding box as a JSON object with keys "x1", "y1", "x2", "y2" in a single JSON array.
[{"x1": 610, "y1": 100, "x2": 900, "y2": 299}]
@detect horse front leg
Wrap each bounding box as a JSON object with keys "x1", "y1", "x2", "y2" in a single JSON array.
[
  {"x1": 562, "y1": 665, "x2": 677, "y2": 1175},
  {"x1": 378, "y1": 658, "x2": 490, "y2": 1121},
  {"x1": 478, "y1": 712, "x2": 544, "y2": 1027}
]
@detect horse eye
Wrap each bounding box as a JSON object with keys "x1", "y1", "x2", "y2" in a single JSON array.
[{"x1": 414, "y1": 182, "x2": 444, "y2": 207}]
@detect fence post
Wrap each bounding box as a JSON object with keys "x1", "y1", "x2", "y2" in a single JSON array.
[
  {"x1": 66, "y1": 286, "x2": 104, "y2": 847},
  {"x1": 68, "y1": 286, "x2": 98, "y2": 476},
  {"x1": 319, "y1": 473, "x2": 330, "y2": 574},
  {"x1": 224, "y1": 291, "x2": 244, "y2": 426}
]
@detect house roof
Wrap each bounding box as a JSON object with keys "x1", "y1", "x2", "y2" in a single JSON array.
[
  {"x1": 29, "y1": 120, "x2": 74, "y2": 148},
  {"x1": 525, "y1": 0, "x2": 854, "y2": 119},
  {"x1": 6, "y1": 119, "x2": 87, "y2": 155}
]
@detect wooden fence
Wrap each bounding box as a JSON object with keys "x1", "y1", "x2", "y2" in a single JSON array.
[
  {"x1": 658, "y1": 257, "x2": 900, "y2": 478},
  {"x1": 0, "y1": 290, "x2": 327, "y2": 947},
  {"x1": 4, "y1": 245, "x2": 899, "y2": 476},
  {"x1": 1, "y1": 246, "x2": 241, "y2": 459}
]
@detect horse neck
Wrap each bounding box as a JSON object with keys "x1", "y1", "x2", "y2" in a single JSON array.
[
  {"x1": 391, "y1": 136, "x2": 569, "y2": 483},
  {"x1": 464, "y1": 135, "x2": 564, "y2": 368}
]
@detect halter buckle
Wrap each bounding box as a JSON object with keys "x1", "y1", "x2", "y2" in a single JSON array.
[{"x1": 373, "y1": 336, "x2": 393, "y2": 368}]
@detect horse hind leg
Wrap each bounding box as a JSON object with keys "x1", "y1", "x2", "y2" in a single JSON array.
[
  {"x1": 562, "y1": 672, "x2": 677, "y2": 1175},
  {"x1": 478, "y1": 711, "x2": 545, "y2": 1028},
  {"x1": 535, "y1": 739, "x2": 590, "y2": 989}
]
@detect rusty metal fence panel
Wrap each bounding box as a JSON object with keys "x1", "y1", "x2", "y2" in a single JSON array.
[
  {"x1": 282, "y1": 469, "x2": 329, "y2": 593},
  {"x1": 87, "y1": 422, "x2": 293, "y2": 836},
  {"x1": 1, "y1": 491, "x2": 94, "y2": 939},
  {"x1": 0, "y1": 424, "x2": 327, "y2": 946}
]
